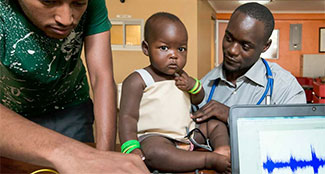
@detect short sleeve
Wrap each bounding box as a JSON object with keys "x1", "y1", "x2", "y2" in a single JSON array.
[
  {"x1": 278, "y1": 77, "x2": 307, "y2": 104},
  {"x1": 0, "y1": 18, "x2": 4, "y2": 60},
  {"x1": 84, "y1": 0, "x2": 111, "y2": 36}
]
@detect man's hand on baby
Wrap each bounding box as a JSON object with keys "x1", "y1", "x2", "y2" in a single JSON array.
[
  {"x1": 174, "y1": 71, "x2": 196, "y2": 92},
  {"x1": 191, "y1": 100, "x2": 229, "y2": 123}
]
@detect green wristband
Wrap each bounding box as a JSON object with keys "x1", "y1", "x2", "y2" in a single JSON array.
[
  {"x1": 124, "y1": 144, "x2": 141, "y2": 154},
  {"x1": 188, "y1": 78, "x2": 200, "y2": 93},
  {"x1": 191, "y1": 81, "x2": 202, "y2": 95},
  {"x1": 121, "y1": 140, "x2": 140, "y2": 153}
]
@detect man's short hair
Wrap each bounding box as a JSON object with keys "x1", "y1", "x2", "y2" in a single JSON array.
[
  {"x1": 233, "y1": 2, "x2": 275, "y2": 42},
  {"x1": 144, "y1": 12, "x2": 185, "y2": 42}
]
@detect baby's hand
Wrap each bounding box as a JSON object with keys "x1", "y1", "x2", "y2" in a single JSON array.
[{"x1": 174, "y1": 71, "x2": 196, "y2": 92}]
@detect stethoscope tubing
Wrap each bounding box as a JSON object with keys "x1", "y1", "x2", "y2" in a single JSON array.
[{"x1": 207, "y1": 58, "x2": 273, "y2": 105}]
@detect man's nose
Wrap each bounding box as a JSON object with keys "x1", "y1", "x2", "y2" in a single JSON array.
[
  {"x1": 54, "y1": 4, "x2": 73, "y2": 26},
  {"x1": 228, "y1": 42, "x2": 240, "y2": 56}
]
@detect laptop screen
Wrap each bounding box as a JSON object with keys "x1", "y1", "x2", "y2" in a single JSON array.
[{"x1": 229, "y1": 104, "x2": 325, "y2": 174}]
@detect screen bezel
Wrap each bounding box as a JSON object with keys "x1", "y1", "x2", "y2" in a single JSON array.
[{"x1": 228, "y1": 104, "x2": 325, "y2": 174}]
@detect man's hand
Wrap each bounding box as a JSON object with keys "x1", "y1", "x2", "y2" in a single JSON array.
[
  {"x1": 174, "y1": 70, "x2": 196, "y2": 92},
  {"x1": 53, "y1": 145, "x2": 150, "y2": 174},
  {"x1": 191, "y1": 100, "x2": 229, "y2": 123},
  {"x1": 0, "y1": 104, "x2": 149, "y2": 174}
]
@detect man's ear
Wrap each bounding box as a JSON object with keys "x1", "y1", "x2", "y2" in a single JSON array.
[
  {"x1": 142, "y1": 40, "x2": 149, "y2": 56},
  {"x1": 262, "y1": 39, "x2": 272, "y2": 53}
]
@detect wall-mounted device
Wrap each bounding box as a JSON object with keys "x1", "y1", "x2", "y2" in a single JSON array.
[{"x1": 289, "y1": 24, "x2": 302, "y2": 50}]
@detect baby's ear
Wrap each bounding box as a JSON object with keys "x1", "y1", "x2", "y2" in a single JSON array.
[{"x1": 142, "y1": 41, "x2": 149, "y2": 56}]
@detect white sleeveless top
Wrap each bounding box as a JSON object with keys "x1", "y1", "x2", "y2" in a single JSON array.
[{"x1": 135, "y1": 69, "x2": 195, "y2": 142}]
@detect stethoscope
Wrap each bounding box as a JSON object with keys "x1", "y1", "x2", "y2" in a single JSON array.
[{"x1": 207, "y1": 58, "x2": 274, "y2": 105}]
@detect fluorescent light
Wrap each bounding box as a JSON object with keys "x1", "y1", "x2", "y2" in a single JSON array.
[{"x1": 238, "y1": 0, "x2": 271, "y2": 4}]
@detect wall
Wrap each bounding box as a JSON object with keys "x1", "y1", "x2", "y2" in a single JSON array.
[
  {"x1": 197, "y1": 0, "x2": 217, "y2": 78},
  {"x1": 273, "y1": 14, "x2": 325, "y2": 77},
  {"x1": 216, "y1": 13, "x2": 325, "y2": 77},
  {"x1": 216, "y1": 21, "x2": 227, "y2": 65},
  {"x1": 106, "y1": 0, "x2": 199, "y2": 83}
]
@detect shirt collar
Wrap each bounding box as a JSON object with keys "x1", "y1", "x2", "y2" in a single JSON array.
[
  {"x1": 207, "y1": 58, "x2": 267, "y2": 87},
  {"x1": 244, "y1": 58, "x2": 266, "y2": 87},
  {"x1": 206, "y1": 63, "x2": 224, "y2": 82}
]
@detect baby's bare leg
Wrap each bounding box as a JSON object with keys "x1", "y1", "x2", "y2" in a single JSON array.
[
  {"x1": 199, "y1": 119, "x2": 230, "y2": 158},
  {"x1": 141, "y1": 136, "x2": 230, "y2": 173}
]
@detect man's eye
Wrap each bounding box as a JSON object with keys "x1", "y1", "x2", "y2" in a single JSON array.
[
  {"x1": 225, "y1": 35, "x2": 232, "y2": 42},
  {"x1": 40, "y1": 0, "x2": 57, "y2": 5},
  {"x1": 72, "y1": 1, "x2": 87, "y2": 6},
  {"x1": 242, "y1": 44, "x2": 251, "y2": 51},
  {"x1": 160, "y1": 46, "x2": 168, "y2": 51},
  {"x1": 178, "y1": 47, "x2": 187, "y2": 52}
]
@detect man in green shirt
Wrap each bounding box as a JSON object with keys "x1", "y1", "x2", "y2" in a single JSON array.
[{"x1": 0, "y1": 0, "x2": 149, "y2": 173}]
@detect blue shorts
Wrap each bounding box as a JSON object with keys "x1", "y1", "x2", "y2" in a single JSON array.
[{"x1": 27, "y1": 99, "x2": 94, "y2": 142}]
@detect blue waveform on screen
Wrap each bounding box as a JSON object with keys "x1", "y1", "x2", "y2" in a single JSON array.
[{"x1": 263, "y1": 146, "x2": 325, "y2": 174}]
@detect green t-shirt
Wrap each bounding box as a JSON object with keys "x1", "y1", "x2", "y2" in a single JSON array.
[{"x1": 0, "y1": 0, "x2": 111, "y2": 116}]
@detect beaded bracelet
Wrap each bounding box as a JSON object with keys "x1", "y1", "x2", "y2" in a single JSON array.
[{"x1": 121, "y1": 140, "x2": 141, "y2": 154}]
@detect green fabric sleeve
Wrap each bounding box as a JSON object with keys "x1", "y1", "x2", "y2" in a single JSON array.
[
  {"x1": 0, "y1": 18, "x2": 4, "y2": 60},
  {"x1": 84, "y1": 0, "x2": 111, "y2": 36}
]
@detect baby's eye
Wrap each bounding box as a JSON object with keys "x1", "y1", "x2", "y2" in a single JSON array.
[
  {"x1": 160, "y1": 46, "x2": 168, "y2": 51},
  {"x1": 178, "y1": 47, "x2": 187, "y2": 52}
]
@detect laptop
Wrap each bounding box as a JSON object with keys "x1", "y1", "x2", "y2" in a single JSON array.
[{"x1": 228, "y1": 104, "x2": 325, "y2": 174}]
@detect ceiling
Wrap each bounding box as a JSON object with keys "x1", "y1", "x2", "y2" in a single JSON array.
[{"x1": 207, "y1": 0, "x2": 325, "y2": 13}]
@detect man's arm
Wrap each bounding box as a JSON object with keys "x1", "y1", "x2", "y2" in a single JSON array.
[
  {"x1": 276, "y1": 76, "x2": 307, "y2": 104},
  {"x1": 0, "y1": 104, "x2": 149, "y2": 173},
  {"x1": 84, "y1": 30, "x2": 117, "y2": 151}
]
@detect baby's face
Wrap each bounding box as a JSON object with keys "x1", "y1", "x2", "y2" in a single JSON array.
[{"x1": 147, "y1": 20, "x2": 188, "y2": 76}]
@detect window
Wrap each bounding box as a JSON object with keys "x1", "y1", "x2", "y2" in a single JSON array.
[{"x1": 110, "y1": 19, "x2": 144, "y2": 50}]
